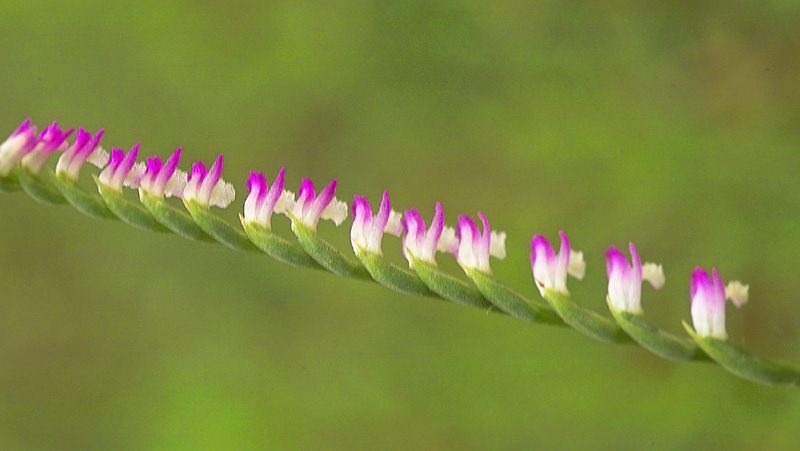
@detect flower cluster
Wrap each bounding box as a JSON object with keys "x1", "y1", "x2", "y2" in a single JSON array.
[{"x1": 1, "y1": 118, "x2": 755, "y2": 346}]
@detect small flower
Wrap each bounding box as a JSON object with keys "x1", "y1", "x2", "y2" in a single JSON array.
[
  {"x1": 21, "y1": 121, "x2": 75, "y2": 174},
  {"x1": 0, "y1": 119, "x2": 38, "y2": 177},
  {"x1": 605, "y1": 243, "x2": 665, "y2": 314},
  {"x1": 139, "y1": 148, "x2": 188, "y2": 199},
  {"x1": 725, "y1": 281, "x2": 749, "y2": 307},
  {"x1": 690, "y1": 268, "x2": 749, "y2": 340},
  {"x1": 454, "y1": 213, "x2": 506, "y2": 274},
  {"x1": 55, "y1": 128, "x2": 109, "y2": 180},
  {"x1": 530, "y1": 231, "x2": 586, "y2": 295},
  {"x1": 242, "y1": 168, "x2": 294, "y2": 229},
  {"x1": 97, "y1": 144, "x2": 146, "y2": 191},
  {"x1": 350, "y1": 191, "x2": 404, "y2": 256},
  {"x1": 182, "y1": 154, "x2": 235, "y2": 208},
  {"x1": 402, "y1": 202, "x2": 459, "y2": 266},
  {"x1": 282, "y1": 178, "x2": 348, "y2": 230}
]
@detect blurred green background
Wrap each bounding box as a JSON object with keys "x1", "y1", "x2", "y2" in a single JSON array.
[{"x1": 2, "y1": 0, "x2": 800, "y2": 449}]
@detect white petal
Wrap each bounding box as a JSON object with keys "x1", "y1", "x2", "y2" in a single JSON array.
[
  {"x1": 567, "y1": 250, "x2": 586, "y2": 280},
  {"x1": 725, "y1": 281, "x2": 749, "y2": 308},
  {"x1": 437, "y1": 226, "x2": 459, "y2": 253},
  {"x1": 87, "y1": 147, "x2": 109, "y2": 168},
  {"x1": 208, "y1": 178, "x2": 236, "y2": 208},
  {"x1": 273, "y1": 190, "x2": 295, "y2": 215},
  {"x1": 320, "y1": 196, "x2": 348, "y2": 226},
  {"x1": 122, "y1": 161, "x2": 147, "y2": 189},
  {"x1": 642, "y1": 263, "x2": 665, "y2": 290},
  {"x1": 384, "y1": 210, "x2": 404, "y2": 236},
  {"x1": 489, "y1": 231, "x2": 507, "y2": 259},
  {"x1": 164, "y1": 169, "x2": 188, "y2": 198}
]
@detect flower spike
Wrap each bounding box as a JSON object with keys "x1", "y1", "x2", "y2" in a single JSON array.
[
  {"x1": 0, "y1": 119, "x2": 38, "y2": 177},
  {"x1": 21, "y1": 122, "x2": 75, "y2": 174},
  {"x1": 139, "y1": 148, "x2": 188, "y2": 199},
  {"x1": 690, "y1": 267, "x2": 749, "y2": 340},
  {"x1": 97, "y1": 143, "x2": 145, "y2": 192},
  {"x1": 55, "y1": 128, "x2": 108, "y2": 180},
  {"x1": 283, "y1": 178, "x2": 348, "y2": 230},
  {"x1": 350, "y1": 191, "x2": 403, "y2": 256},
  {"x1": 605, "y1": 243, "x2": 664, "y2": 315},
  {"x1": 454, "y1": 213, "x2": 506, "y2": 274},
  {"x1": 530, "y1": 231, "x2": 586, "y2": 295},
  {"x1": 243, "y1": 168, "x2": 293, "y2": 229},
  {"x1": 402, "y1": 203, "x2": 459, "y2": 266},
  {"x1": 182, "y1": 154, "x2": 235, "y2": 208}
]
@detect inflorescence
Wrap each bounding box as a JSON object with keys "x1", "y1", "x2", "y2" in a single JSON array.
[{"x1": 1, "y1": 119, "x2": 797, "y2": 387}]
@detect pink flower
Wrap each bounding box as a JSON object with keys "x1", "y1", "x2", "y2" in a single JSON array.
[
  {"x1": 243, "y1": 168, "x2": 293, "y2": 229},
  {"x1": 454, "y1": 213, "x2": 506, "y2": 274},
  {"x1": 0, "y1": 119, "x2": 39, "y2": 177},
  {"x1": 55, "y1": 128, "x2": 108, "y2": 180},
  {"x1": 22, "y1": 122, "x2": 75, "y2": 174},
  {"x1": 605, "y1": 243, "x2": 664, "y2": 314},
  {"x1": 350, "y1": 191, "x2": 403, "y2": 256},
  {"x1": 182, "y1": 155, "x2": 235, "y2": 208},
  {"x1": 139, "y1": 148, "x2": 187, "y2": 199},
  {"x1": 402, "y1": 203, "x2": 458, "y2": 266},
  {"x1": 530, "y1": 231, "x2": 586, "y2": 295},
  {"x1": 282, "y1": 178, "x2": 348, "y2": 230},
  {"x1": 97, "y1": 144, "x2": 145, "y2": 191},
  {"x1": 690, "y1": 268, "x2": 749, "y2": 339}
]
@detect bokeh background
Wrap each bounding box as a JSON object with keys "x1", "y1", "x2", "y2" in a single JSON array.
[{"x1": 2, "y1": 1, "x2": 800, "y2": 449}]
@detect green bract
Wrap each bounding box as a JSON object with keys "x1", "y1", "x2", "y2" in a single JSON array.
[
  {"x1": 465, "y1": 268, "x2": 565, "y2": 327},
  {"x1": 608, "y1": 300, "x2": 708, "y2": 361},
  {"x1": 183, "y1": 199, "x2": 258, "y2": 252},
  {"x1": 355, "y1": 249, "x2": 434, "y2": 297},
  {"x1": 542, "y1": 289, "x2": 631, "y2": 342},
  {"x1": 683, "y1": 322, "x2": 800, "y2": 386},
  {"x1": 95, "y1": 177, "x2": 168, "y2": 233},
  {"x1": 18, "y1": 167, "x2": 66, "y2": 205},
  {"x1": 54, "y1": 172, "x2": 116, "y2": 220},
  {"x1": 291, "y1": 219, "x2": 370, "y2": 280},
  {"x1": 241, "y1": 219, "x2": 322, "y2": 270},
  {"x1": 140, "y1": 192, "x2": 214, "y2": 243}
]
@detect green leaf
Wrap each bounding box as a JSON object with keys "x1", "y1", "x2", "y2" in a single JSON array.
[
  {"x1": 54, "y1": 173, "x2": 117, "y2": 220},
  {"x1": 291, "y1": 220, "x2": 370, "y2": 281},
  {"x1": 409, "y1": 256, "x2": 496, "y2": 310},
  {"x1": 140, "y1": 192, "x2": 215, "y2": 243},
  {"x1": 183, "y1": 200, "x2": 259, "y2": 252},
  {"x1": 17, "y1": 168, "x2": 66, "y2": 205},
  {"x1": 356, "y1": 250, "x2": 434, "y2": 297},
  {"x1": 240, "y1": 219, "x2": 322, "y2": 270},
  {"x1": 95, "y1": 178, "x2": 169, "y2": 233},
  {"x1": 542, "y1": 289, "x2": 632, "y2": 342},
  {"x1": 683, "y1": 321, "x2": 800, "y2": 386},
  {"x1": 608, "y1": 301, "x2": 709, "y2": 361},
  {"x1": 466, "y1": 268, "x2": 566, "y2": 326}
]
